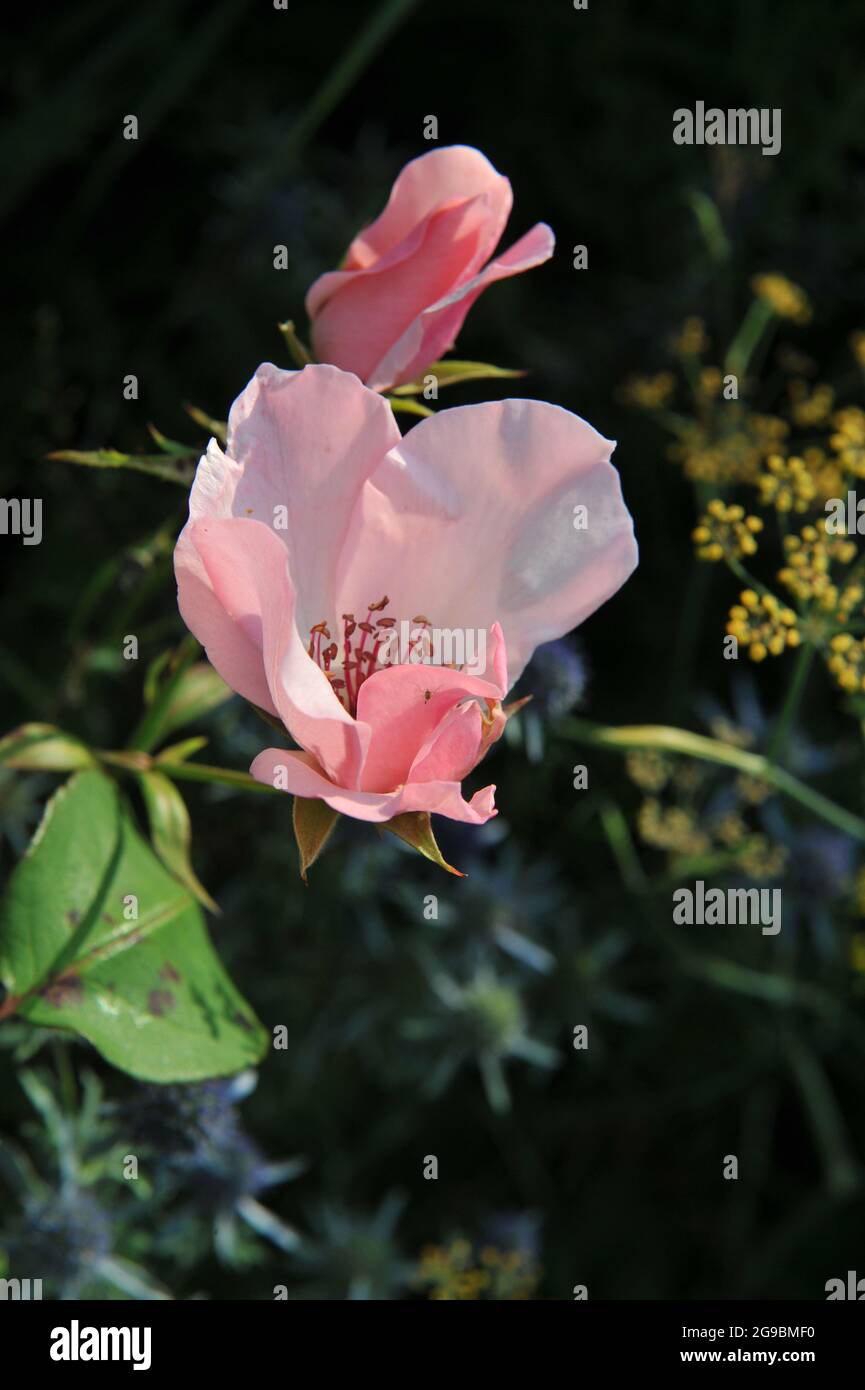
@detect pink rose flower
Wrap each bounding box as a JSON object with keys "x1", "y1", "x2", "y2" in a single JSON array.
[
  {"x1": 305, "y1": 145, "x2": 555, "y2": 391},
  {"x1": 174, "y1": 364, "x2": 637, "y2": 824}
]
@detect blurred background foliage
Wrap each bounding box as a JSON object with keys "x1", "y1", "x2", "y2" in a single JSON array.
[{"x1": 3, "y1": 0, "x2": 865, "y2": 1299}]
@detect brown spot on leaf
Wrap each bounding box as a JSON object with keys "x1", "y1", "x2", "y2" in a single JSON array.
[
  {"x1": 40, "y1": 974, "x2": 85, "y2": 1009},
  {"x1": 233, "y1": 1011, "x2": 254, "y2": 1032},
  {"x1": 159, "y1": 962, "x2": 181, "y2": 983},
  {"x1": 66, "y1": 909, "x2": 80, "y2": 925},
  {"x1": 147, "y1": 989, "x2": 176, "y2": 1016}
]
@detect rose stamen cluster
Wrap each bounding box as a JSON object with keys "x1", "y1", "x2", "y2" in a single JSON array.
[{"x1": 309, "y1": 602, "x2": 444, "y2": 715}]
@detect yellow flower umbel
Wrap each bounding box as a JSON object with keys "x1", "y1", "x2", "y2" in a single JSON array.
[
  {"x1": 707, "y1": 716, "x2": 755, "y2": 750},
  {"x1": 669, "y1": 411, "x2": 789, "y2": 487},
  {"x1": 414, "y1": 1241, "x2": 539, "y2": 1301},
  {"x1": 692, "y1": 499, "x2": 763, "y2": 562},
  {"x1": 826, "y1": 633, "x2": 865, "y2": 693},
  {"x1": 803, "y1": 446, "x2": 845, "y2": 504},
  {"x1": 757, "y1": 453, "x2": 817, "y2": 513},
  {"x1": 620, "y1": 371, "x2": 676, "y2": 410},
  {"x1": 829, "y1": 407, "x2": 865, "y2": 478},
  {"x1": 788, "y1": 380, "x2": 834, "y2": 428},
  {"x1": 727, "y1": 589, "x2": 800, "y2": 661},
  {"x1": 637, "y1": 798, "x2": 711, "y2": 856},
  {"x1": 736, "y1": 836, "x2": 788, "y2": 881},
  {"x1": 625, "y1": 749, "x2": 670, "y2": 793},
  {"x1": 735, "y1": 772, "x2": 774, "y2": 805},
  {"x1": 751, "y1": 273, "x2": 812, "y2": 325},
  {"x1": 696, "y1": 366, "x2": 723, "y2": 400},
  {"x1": 672, "y1": 316, "x2": 709, "y2": 357},
  {"x1": 778, "y1": 522, "x2": 860, "y2": 620}
]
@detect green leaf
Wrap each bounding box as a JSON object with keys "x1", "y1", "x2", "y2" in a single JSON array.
[
  {"x1": 143, "y1": 649, "x2": 173, "y2": 706},
  {"x1": 137, "y1": 769, "x2": 218, "y2": 913},
  {"x1": 47, "y1": 448, "x2": 193, "y2": 487},
  {"x1": 386, "y1": 396, "x2": 435, "y2": 419},
  {"x1": 390, "y1": 359, "x2": 526, "y2": 395},
  {"x1": 152, "y1": 662, "x2": 234, "y2": 743},
  {"x1": 383, "y1": 811, "x2": 464, "y2": 876},
  {"x1": 0, "y1": 771, "x2": 266, "y2": 1081},
  {"x1": 128, "y1": 641, "x2": 199, "y2": 752},
  {"x1": 0, "y1": 724, "x2": 96, "y2": 772},
  {"x1": 292, "y1": 797, "x2": 339, "y2": 882},
  {"x1": 154, "y1": 736, "x2": 209, "y2": 764},
  {"x1": 131, "y1": 644, "x2": 232, "y2": 753}
]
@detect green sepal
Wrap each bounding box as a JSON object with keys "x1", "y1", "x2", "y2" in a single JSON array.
[
  {"x1": 292, "y1": 797, "x2": 339, "y2": 882},
  {"x1": 383, "y1": 811, "x2": 465, "y2": 876}
]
